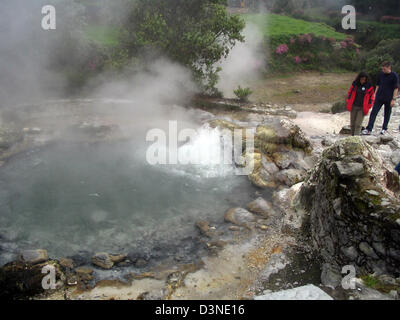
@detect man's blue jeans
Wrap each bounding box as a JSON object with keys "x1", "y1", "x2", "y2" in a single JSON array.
[{"x1": 366, "y1": 99, "x2": 392, "y2": 131}]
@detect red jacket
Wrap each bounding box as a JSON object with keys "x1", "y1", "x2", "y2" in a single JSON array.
[{"x1": 346, "y1": 82, "x2": 375, "y2": 116}]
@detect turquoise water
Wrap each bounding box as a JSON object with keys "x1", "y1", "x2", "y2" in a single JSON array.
[{"x1": 0, "y1": 139, "x2": 255, "y2": 265}]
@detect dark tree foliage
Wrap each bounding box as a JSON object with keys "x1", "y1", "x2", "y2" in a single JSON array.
[{"x1": 121, "y1": 0, "x2": 245, "y2": 94}]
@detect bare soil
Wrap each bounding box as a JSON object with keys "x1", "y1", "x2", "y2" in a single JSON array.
[{"x1": 249, "y1": 72, "x2": 356, "y2": 112}]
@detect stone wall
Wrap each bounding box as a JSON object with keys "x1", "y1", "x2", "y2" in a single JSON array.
[{"x1": 299, "y1": 137, "x2": 400, "y2": 276}]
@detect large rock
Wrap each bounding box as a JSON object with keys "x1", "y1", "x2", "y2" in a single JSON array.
[
  {"x1": 0, "y1": 260, "x2": 63, "y2": 299},
  {"x1": 254, "y1": 284, "x2": 333, "y2": 300},
  {"x1": 298, "y1": 137, "x2": 400, "y2": 276},
  {"x1": 19, "y1": 249, "x2": 49, "y2": 265}
]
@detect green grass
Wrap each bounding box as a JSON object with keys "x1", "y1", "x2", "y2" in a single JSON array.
[
  {"x1": 360, "y1": 274, "x2": 398, "y2": 294},
  {"x1": 242, "y1": 13, "x2": 347, "y2": 41},
  {"x1": 86, "y1": 25, "x2": 121, "y2": 47}
]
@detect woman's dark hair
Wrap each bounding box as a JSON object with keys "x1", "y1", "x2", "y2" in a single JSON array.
[{"x1": 354, "y1": 71, "x2": 371, "y2": 86}]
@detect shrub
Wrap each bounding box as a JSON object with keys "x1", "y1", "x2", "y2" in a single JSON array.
[
  {"x1": 331, "y1": 101, "x2": 347, "y2": 114},
  {"x1": 234, "y1": 86, "x2": 253, "y2": 102},
  {"x1": 360, "y1": 39, "x2": 400, "y2": 85}
]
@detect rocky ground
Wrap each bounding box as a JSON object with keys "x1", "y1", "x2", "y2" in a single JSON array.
[{"x1": 1, "y1": 95, "x2": 400, "y2": 300}]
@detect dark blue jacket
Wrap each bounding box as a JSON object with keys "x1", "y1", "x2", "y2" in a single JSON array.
[{"x1": 376, "y1": 71, "x2": 399, "y2": 102}]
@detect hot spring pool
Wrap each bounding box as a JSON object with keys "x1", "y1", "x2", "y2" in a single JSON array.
[{"x1": 0, "y1": 131, "x2": 257, "y2": 266}]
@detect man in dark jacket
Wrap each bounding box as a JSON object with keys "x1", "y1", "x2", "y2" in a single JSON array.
[{"x1": 362, "y1": 61, "x2": 399, "y2": 135}]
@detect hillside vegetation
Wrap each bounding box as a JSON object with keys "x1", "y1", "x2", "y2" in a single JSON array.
[{"x1": 243, "y1": 13, "x2": 347, "y2": 45}]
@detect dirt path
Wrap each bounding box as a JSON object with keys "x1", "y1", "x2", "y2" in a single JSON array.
[{"x1": 250, "y1": 72, "x2": 356, "y2": 112}]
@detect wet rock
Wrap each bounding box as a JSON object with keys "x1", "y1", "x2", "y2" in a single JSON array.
[
  {"x1": 19, "y1": 249, "x2": 48, "y2": 265},
  {"x1": 208, "y1": 119, "x2": 242, "y2": 132},
  {"x1": 206, "y1": 240, "x2": 227, "y2": 249},
  {"x1": 247, "y1": 197, "x2": 273, "y2": 217},
  {"x1": 109, "y1": 254, "x2": 128, "y2": 264},
  {"x1": 91, "y1": 252, "x2": 114, "y2": 269},
  {"x1": 75, "y1": 266, "x2": 94, "y2": 282},
  {"x1": 224, "y1": 208, "x2": 255, "y2": 228},
  {"x1": 195, "y1": 220, "x2": 213, "y2": 238},
  {"x1": 59, "y1": 258, "x2": 74, "y2": 269},
  {"x1": 321, "y1": 263, "x2": 342, "y2": 289},
  {"x1": 135, "y1": 259, "x2": 148, "y2": 268},
  {"x1": 0, "y1": 260, "x2": 63, "y2": 299}
]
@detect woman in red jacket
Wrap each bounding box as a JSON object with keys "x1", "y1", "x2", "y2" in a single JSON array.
[{"x1": 346, "y1": 72, "x2": 375, "y2": 136}]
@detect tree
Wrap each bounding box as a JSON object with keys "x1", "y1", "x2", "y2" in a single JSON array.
[{"x1": 121, "y1": 0, "x2": 245, "y2": 95}]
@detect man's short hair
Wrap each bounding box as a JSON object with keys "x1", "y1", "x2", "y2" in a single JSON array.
[{"x1": 382, "y1": 61, "x2": 391, "y2": 68}]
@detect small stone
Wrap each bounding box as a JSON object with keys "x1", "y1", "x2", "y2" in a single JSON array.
[
  {"x1": 75, "y1": 266, "x2": 94, "y2": 275},
  {"x1": 206, "y1": 240, "x2": 227, "y2": 249},
  {"x1": 109, "y1": 254, "x2": 127, "y2": 264},
  {"x1": 135, "y1": 259, "x2": 148, "y2": 268},
  {"x1": 75, "y1": 267, "x2": 94, "y2": 282},
  {"x1": 59, "y1": 258, "x2": 74, "y2": 269},
  {"x1": 19, "y1": 249, "x2": 48, "y2": 264},
  {"x1": 196, "y1": 220, "x2": 212, "y2": 237},
  {"x1": 91, "y1": 252, "x2": 114, "y2": 269},
  {"x1": 228, "y1": 226, "x2": 240, "y2": 231}
]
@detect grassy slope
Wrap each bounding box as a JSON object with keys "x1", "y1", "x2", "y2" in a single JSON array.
[
  {"x1": 243, "y1": 13, "x2": 347, "y2": 40},
  {"x1": 85, "y1": 25, "x2": 121, "y2": 47}
]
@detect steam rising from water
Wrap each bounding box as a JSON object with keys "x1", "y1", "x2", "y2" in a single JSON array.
[{"x1": 217, "y1": 21, "x2": 267, "y2": 97}]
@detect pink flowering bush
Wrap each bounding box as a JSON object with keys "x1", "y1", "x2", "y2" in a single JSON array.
[
  {"x1": 269, "y1": 33, "x2": 359, "y2": 73},
  {"x1": 276, "y1": 44, "x2": 289, "y2": 55}
]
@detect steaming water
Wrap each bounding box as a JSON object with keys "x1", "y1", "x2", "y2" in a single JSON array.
[{"x1": 0, "y1": 123, "x2": 256, "y2": 266}]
